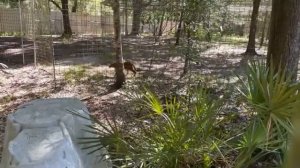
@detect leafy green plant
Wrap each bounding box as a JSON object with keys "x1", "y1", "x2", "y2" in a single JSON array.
[
  {"x1": 134, "y1": 87, "x2": 227, "y2": 168},
  {"x1": 73, "y1": 86, "x2": 231, "y2": 168},
  {"x1": 63, "y1": 66, "x2": 87, "y2": 84},
  {"x1": 235, "y1": 60, "x2": 300, "y2": 167}
]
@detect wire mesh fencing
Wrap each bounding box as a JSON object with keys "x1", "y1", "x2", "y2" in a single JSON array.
[{"x1": 0, "y1": 0, "x2": 272, "y2": 87}]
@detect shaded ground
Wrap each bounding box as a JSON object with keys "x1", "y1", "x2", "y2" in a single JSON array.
[{"x1": 0, "y1": 35, "x2": 267, "y2": 160}]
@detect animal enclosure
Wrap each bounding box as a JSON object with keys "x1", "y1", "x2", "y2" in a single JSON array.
[
  {"x1": 0, "y1": 0, "x2": 273, "y2": 108},
  {"x1": 1, "y1": 0, "x2": 276, "y2": 165},
  {"x1": 0, "y1": 0, "x2": 273, "y2": 107},
  {"x1": 0, "y1": 0, "x2": 272, "y2": 121},
  {"x1": 0, "y1": 0, "x2": 271, "y2": 74}
]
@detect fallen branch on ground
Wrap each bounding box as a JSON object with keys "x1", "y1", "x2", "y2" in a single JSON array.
[{"x1": 0, "y1": 63, "x2": 13, "y2": 76}]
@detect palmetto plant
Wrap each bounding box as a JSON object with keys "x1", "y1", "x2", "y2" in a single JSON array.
[
  {"x1": 69, "y1": 111, "x2": 131, "y2": 166},
  {"x1": 73, "y1": 86, "x2": 229, "y2": 168},
  {"x1": 131, "y1": 87, "x2": 226, "y2": 168},
  {"x1": 235, "y1": 60, "x2": 300, "y2": 167}
]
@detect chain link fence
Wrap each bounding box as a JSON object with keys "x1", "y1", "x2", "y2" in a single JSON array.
[{"x1": 0, "y1": 0, "x2": 272, "y2": 85}]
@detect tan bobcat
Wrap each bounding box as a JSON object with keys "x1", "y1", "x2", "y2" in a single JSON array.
[{"x1": 109, "y1": 61, "x2": 137, "y2": 76}]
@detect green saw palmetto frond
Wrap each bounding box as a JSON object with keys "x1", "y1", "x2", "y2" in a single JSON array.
[{"x1": 236, "y1": 60, "x2": 300, "y2": 168}]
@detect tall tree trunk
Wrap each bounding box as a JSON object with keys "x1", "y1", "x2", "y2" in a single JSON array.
[
  {"x1": 158, "y1": 11, "x2": 165, "y2": 36},
  {"x1": 131, "y1": 2, "x2": 142, "y2": 36},
  {"x1": 182, "y1": 24, "x2": 191, "y2": 77},
  {"x1": 112, "y1": 0, "x2": 125, "y2": 88},
  {"x1": 152, "y1": 19, "x2": 157, "y2": 36},
  {"x1": 245, "y1": 0, "x2": 261, "y2": 55},
  {"x1": 61, "y1": 0, "x2": 72, "y2": 38},
  {"x1": 71, "y1": 0, "x2": 77, "y2": 12},
  {"x1": 130, "y1": 0, "x2": 152, "y2": 36},
  {"x1": 267, "y1": 0, "x2": 300, "y2": 81},
  {"x1": 141, "y1": 19, "x2": 144, "y2": 33},
  {"x1": 259, "y1": 10, "x2": 268, "y2": 48},
  {"x1": 175, "y1": 12, "x2": 183, "y2": 45},
  {"x1": 124, "y1": 0, "x2": 128, "y2": 35},
  {"x1": 203, "y1": 20, "x2": 211, "y2": 42}
]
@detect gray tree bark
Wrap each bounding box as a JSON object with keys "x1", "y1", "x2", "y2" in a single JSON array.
[
  {"x1": 245, "y1": 0, "x2": 261, "y2": 55},
  {"x1": 112, "y1": 0, "x2": 126, "y2": 88},
  {"x1": 267, "y1": 0, "x2": 300, "y2": 81}
]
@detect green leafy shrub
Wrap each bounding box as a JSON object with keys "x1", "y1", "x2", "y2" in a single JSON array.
[
  {"x1": 68, "y1": 60, "x2": 300, "y2": 167},
  {"x1": 73, "y1": 86, "x2": 231, "y2": 168},
  {"x1": 235, "y1": 60, "x2": 300, "y2": 167},
  {"x1": 132, "y1": 88, "x2": 227, "y2": 168}
]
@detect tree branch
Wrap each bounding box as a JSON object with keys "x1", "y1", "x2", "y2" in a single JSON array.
[
  {"x1": 49, "y1": 0, "x2": 62, "y2": 11},
  {"x1": 0, "y1": 63, "x2": 8, "y2": 69},
  {"x1": 0, "y1": 63, "x2": 13, "y2": 76}
]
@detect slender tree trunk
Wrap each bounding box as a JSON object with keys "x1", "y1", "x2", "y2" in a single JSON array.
[
  {"x1": 203, "y1": 22, "x2": 211, "y2": 42},
  {"x1": 158, "y1": 11, "x2": 165, "y2": 36},
  {"x1": 259, "y1": 10, "x2": 268, "y2": 48},
  {"x1": 112, "y1": 0, "x2": 125, "y2": 88},
  {"x1": 130, "y1": 8, "x2": 142, "y2": 35},
  {"x1": 124, "y1": 0, "x2": 129, "y2": 35},
  {"x1": 182, "y1": 24, "x2": 191, "y2": 77},
  {"x1": 71, "y1": 0, "x2": 77, "y2": 12},
  {"x1": 61, "y1": 0, "x2": 72, "y2": 38},
  {"x1": 153, "y1": 20, "x2": 157, "y2": 36},
  {"x1": 267, "y1": 0, "x2": 300, "y2": 81},
  {"x1": 245, "y1": 0, "x2": 261, "y2": 55},
  {"x1": 131, "y1": 0, "x2": 143, "y2": 36},
  {"x1": 175, "y1": 12, "x2": 183, "y2": 45},
  {"x1": 141, "y1": 19, "x2": 144, "y2": 33},
  {"x1": 266, "y1": 20, "x2": 271, "y2": 42},
  {"x1": 203, "y1": 13, "x2": 212, "y2": 42},
  {"x1": 130, "y1": 0, "x2": 152, "y2": 36}
]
